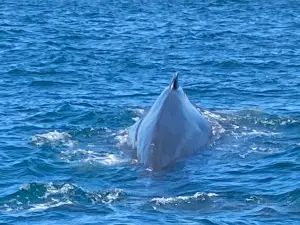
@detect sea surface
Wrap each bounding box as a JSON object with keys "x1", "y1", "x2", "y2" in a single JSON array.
[{"x1": 1, "y1": 0, "x2": 300, "y2": 224}]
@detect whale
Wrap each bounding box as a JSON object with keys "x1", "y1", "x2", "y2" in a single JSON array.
[{"x1": 127, "y1": 73, "x2": 212, "y2": 170}]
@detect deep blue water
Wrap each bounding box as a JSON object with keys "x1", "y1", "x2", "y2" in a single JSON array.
[{"x1": 1, "y1": 0, "x2": 300, "y2": 224}]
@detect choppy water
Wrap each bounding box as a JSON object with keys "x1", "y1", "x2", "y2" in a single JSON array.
[{"x1": 1, "y1": 0, "x2": 300, "y2": 224}]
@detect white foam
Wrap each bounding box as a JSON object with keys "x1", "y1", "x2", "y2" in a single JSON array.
[
  {"x1": 88, "y1": 188, "x2": 126, "y2": 205},
  {"x1": 60, "y1": 149, "x2": 126, "y2": 166},
  {"x1": 280, "y1": 119, "x2": 297, "y2": 126},
  {"x1": 31, "y1": 130, "x2": 75, "y2": 147},
  {"x1": 130, "y1": 108, "x2": 145, "y2": 122},
  {"x1": 4, "y1": 184, "x2": 76, "y2": 212},
  {"x1": 28, "y1": 199, "x2": 72, "y2": 212},
  {"x1": 201, "y1": 109, "x2": 227, "y2": 122},
  {"x1": 4, "y1": 204, "x2": 12, "y2": 212},
  {"x1": 20, "y1": 184, "x2": 30, "y2": 191},
  {"x1": 232, "y1": 125, "x2": 240, "y2": 130},
  {"x1": 212, "y1": 125, "x2": 226, "y2": 137},
  {"x1": 246, "y1": 196, "x2": 263, "y2": 203},
  {"x1": 206, "y1": 193, "x2": 219, "y2": 197},
  {"x1": 241, "y1": 130, "x2": 280, "y2": 136},
  {"x1": 151, "y1": 192, "x2": 218, "y2": 205},
  {"x1": 134, "y1": 108, "x2": 145, "y2": 116},
  {"x1": 101, "y1": 189, "x2": 125, "y2": 204},
  {"x1": 251, "y1": 145, "x2": 279, "y2": 153},
  {"x1": 3, "y1": 183, "x2": 126, "y2": 213},
  {"x1": 114, "y1": 129, "x2": 129, "y2": 147},
  {"x1": 115, "y1": 134, "x2": 128, "y2": 146},
  {"x1": 238, "y1": 144, "x2": 280, "y2": 158},
  {"x1": 44, "y1": 183, "x2": 75, "y2": 198},
  {"x1": 199, "y1": 109, "x2": 227, "y2": 141}
]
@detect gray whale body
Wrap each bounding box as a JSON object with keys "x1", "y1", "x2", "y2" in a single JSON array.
[{"x1": 128, "y1": 73, "x2": 212, "y2": 170}]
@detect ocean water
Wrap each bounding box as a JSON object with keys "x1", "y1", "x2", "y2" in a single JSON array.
[{"x1": 1, "y1": 0, "x2": 300, "y2": 224}]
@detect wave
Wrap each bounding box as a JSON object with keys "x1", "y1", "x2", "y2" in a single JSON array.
[{"x1": 0, "y1": 182, "x2": 126, "y2": 213}]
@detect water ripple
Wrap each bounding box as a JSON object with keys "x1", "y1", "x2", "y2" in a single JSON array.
[{"x1": 1, "y1": 0, "x2": 300, "y2": 224}]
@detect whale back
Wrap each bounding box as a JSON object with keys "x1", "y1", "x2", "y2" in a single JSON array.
[{"x1": 128, "y1": 75, "x2": 212, "y2": 170}]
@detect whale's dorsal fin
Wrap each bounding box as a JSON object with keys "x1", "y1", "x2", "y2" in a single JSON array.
[{"x1": 171, "y1": 72, "x2": 179, "y2": 90}]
